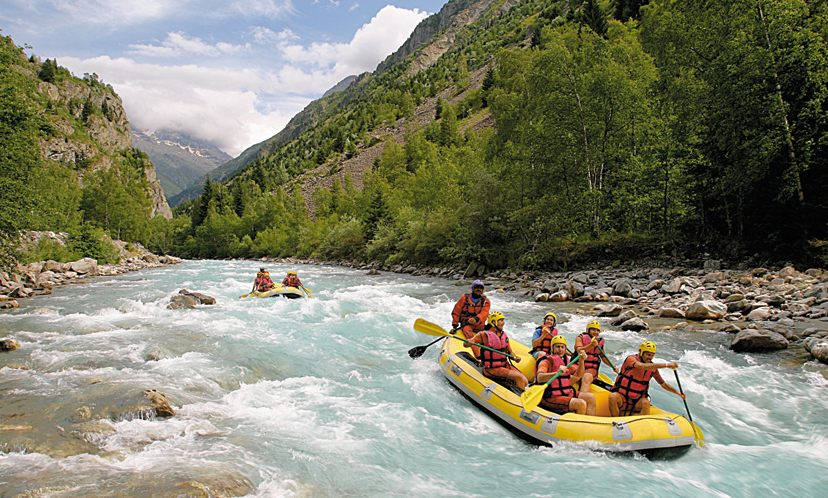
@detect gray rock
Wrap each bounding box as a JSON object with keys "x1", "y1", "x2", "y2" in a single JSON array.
[
  {"x1": 142, "y1": 253, "x2": 160, "y2": 264},
  {"x1": 463, "y1": 261, "x2": 478, "y2": 278},
  {"x1": 658, "y1": 308, "x2": 686, "y2": 319},
  {"x1": 611, "y1": 310, "x2": 637, "y2": 326},
  {"x1": 756, "y1": 294, "x2": 785, "y2": 307},
  {"x1": 686, "y1": 301, "x2": 727, "y2": 320},
  {"x1": 620, "y1": 317, "x2": 649, "y2": 331},
  {"x1": 704, "y1": 272, "x2": 724, "y2": 283},
  {"x1": 809, "y1": 341, "x2": 828, "y2": 365},
  {"x1": 730, "y1": 329, "x2": 789, "y2": 352},
  {"x1": 168, "y1": 294, "x2": 198, "y2": 309},
  {"x1": 719, "y1": 324, "x2": 741, "y2": 333},
  {"x1": 662, "y1": 277, "x2": 683, "y2": 294},
  {"x1": 549, "y1": 290, "x2": 569, "y2": 302},
  {"x1": 595, "y1": 303, "x2": 624, "y2": 317},
  {"x1": 746, "y1": 307, "x2": 772, "y2": 321},
  {"x1": 69, "y1": 257, "x2": 98, "y2": 275},
  {"x1": 179, "y1": 290, "x2": 216, "y2": 305},
  {"x1": 612, "y1": 278, "x2": 633, "y2": 297},
  {"x1": 725, "y1": 293, "x2": 745, "y2": 303},
  {"x1": 535, "y1": 293, "x2": 549, "y2": 302},
  {"x1": 572, "y1": 273, "x2": 589, "y2": 284}
]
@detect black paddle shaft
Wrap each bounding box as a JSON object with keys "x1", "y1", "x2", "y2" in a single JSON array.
[
  {"x1": 408, "y1": 337, "x2": 445, "y2": 358},
  {"x1": 674, "y1": 370, "x2": 694, "y2": 423}
]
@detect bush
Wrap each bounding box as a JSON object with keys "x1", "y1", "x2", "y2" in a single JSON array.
[
  {"x1": 68, "y1": 225, "x2": 120, "y2": 264},
  {"x1": 18, "y1": 237, "x2": 81, "y2": 264}
]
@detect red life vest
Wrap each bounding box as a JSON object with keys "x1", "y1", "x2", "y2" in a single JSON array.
[
  {"x1": 255, "y1": 273, "x2": 273, "y2": 290},
  {"x1": 283, "y1": 276, "x2": 299, "y2": 287},
  {"x1": 458, "y1": 294, "x2": 489, "y2": 325},
  {"x1": 536, "y1": 354, "x2": 575, "y2": 398},
  {"x1": 479, "y1": 329, "x2": 510, "y2": 369},
  {"x1": 579, "y1": 333, "x2": 604, "y2": 372},
  {"x1": 531, "y1": 326, "x2": 558, "y2": 356},
  {"x1": 611, "y1": 354, "x2": 654, "y2": 401}
]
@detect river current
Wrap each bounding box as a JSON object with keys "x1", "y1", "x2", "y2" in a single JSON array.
[{"x1": 1, "y1": 260, "x2": 827, "y2": 497}]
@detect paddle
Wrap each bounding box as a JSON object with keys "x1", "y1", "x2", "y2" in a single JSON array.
[
  {"x1": 673, "y1": 370, "x2": 703, "y2": 445},
  {"x1": 520, "y1": 354, "x2": 582, "y2": 412},
  {"x1": 413, "y1": 319, "x2": 517, "y2": 360},
  {"x1": 595, "y1": 343, "x2": 617, "y2": 371},
  {"x1": 299, "y1": 284, "x2": 313, "y2": 298},
  {"x1": 409, "y1": 336, "x2": 446, "y2": 359}
]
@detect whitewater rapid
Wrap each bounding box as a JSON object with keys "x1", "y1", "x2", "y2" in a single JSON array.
[{"x1": 1, "y1": 260, "x2": 826, "y2": 497}]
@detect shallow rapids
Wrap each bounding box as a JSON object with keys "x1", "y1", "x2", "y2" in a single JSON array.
[{"x1": 1, "y1": 260, "x2": 827, "y2": 497}]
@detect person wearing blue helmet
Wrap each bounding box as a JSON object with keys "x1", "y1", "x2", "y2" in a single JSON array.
[{"x1": 451, "y1": 279, "x2": 490, "y2": 357}]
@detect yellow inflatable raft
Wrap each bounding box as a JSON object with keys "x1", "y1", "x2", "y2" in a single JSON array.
[
  {"x1": 437, "y1": 329, "x2": 703, "y2": 456},
  {"x1": 248, "y1": 285, "x2": 306, "y2": 299}
]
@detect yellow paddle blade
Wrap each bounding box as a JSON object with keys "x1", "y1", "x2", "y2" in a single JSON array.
[
  {"x1": 692, "y1": 422, "x2": 706, "y2": 447},
  {"x1": 238, "y1": 293, "x2": 250, "y2": 299},
  {"x1": 413, "y1": 318, "x2": 453, "y2": 338},
  {"x1": 520, "y1": 384, "x2": 546, "y2": 412}
]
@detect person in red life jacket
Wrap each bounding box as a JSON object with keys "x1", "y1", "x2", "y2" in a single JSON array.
[
  {"x1": 574, "y1": 320, "x2": 618, "y2": 395},
  {"x1": 530, "y1": 311, "x2": 560, "y2": 360},
  {"x1": 535, "y1": 336, "x2": 596, "y2": 415},
  {"x1": 253, "y1": 268, "x2": 274, "y2": 292},
  {"x1": 451, "y1": 280, "x2": 490, "y2": 357},
  {"x1": 608, "y1": 341, "x2": 685, "y2": 417},
  {"x1": 466, "y1": 311, "x2": 528, "y2": 391},
  {"x1": 282, "y1": 271, "x2": 302, "y2": 288}
]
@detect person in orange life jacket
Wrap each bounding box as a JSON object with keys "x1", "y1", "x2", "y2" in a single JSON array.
[
  {"x1": 282, "y1": 271, "x2": 302, "y2": 288},
  {"x1": 574, "y1": 320, "x2": 618, "y2": 395},
  {"x1": 535, "y1": 336, "x2": 596, "y2": 415},
  {"x1": 608, "y1": 341, "x2": 684, "y2": 417},
  {"x1": 253, "y1": 268, "x2": 274, "y2": 292},
  {"x1": 466, "y1": 311, "x2": 528, "y2": 391},
  {"x1": 530, "y1": 311, "x2": 560, "y2": 360},
  {"x1": 451, "y1": 280, "x2": 490, "y2": 357}
]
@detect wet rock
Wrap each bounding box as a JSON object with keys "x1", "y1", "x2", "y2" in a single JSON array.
[
  {"x1": 594, "y1": 303, "x2": 624, "y2": 317},
  {"x1": 724, "y1": 293, "x2": 745, "y2": 303},
  {"x1": 0, "y1": 338, "x2": 21, "y2": 351},
  {"x1": 685, "y1": 301, "x2": 727, "y2": 320},
  {"x1": 662, "y1": 277, "x2": 683, "y2": 294},
  {"x1": 620, "y1": 317, "x2": 649, "y2": 331},
  {"x1": 658, "y1": 308, "x2": 686, "y2": 319},
  {"x1": 366, "y1": 269, "x2": 380, "y2": 275},
  {"x1": 719, "y1": 324, "x2": 741, "y2": 333},
  {"x1": 549, "y1": 290, "x2": 569, "y2": 302},
  {"x1": 611, "y1": 310, "x2": 637, "y2": 326},
  {"x1": 144, "y1": 388, "x2": 175, "y2": 417},
  {"x1": 730, "y1": 329, "x2": 789, "y2": 352},
  {"x1": 168, "y1": 294, "x2": 198, "y2": 309},
  {"x1": 756, "y1": 294, "x2": 785, "y2": 307},
  {"x1": 179, "y1": 289, "x2": 216, "y2": 305},
  {"x1": 0, "y1": 299, "x2": 19, "y2": 309},
  {"x1": 804, "y1": 338, "x2": 828, "y2": 364},
  {"x1": 534, "y1": 293, "x2": 549, "y2": 302}
]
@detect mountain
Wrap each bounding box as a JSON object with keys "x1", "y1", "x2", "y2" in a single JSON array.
[{"x1": 131, "y1": 128, "x2": 232, "y2": 198}]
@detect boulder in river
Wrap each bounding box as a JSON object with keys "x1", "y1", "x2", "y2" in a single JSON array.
[
  {"x1": 658, "y1": 308, "x2": 686, "y2": 319},
  {"x1": 611, "y1": 310, "x2": 637, "y2": 326},
  {"x1": 730, "y1": 329, "x2": 789, "y2": 352},
  {"x1": 620, "y1": 317, "x2": 649, "y2": 331},
  {"x1": 685, "y1": 301, "x2": 727, "y2": 321},
  {"x1": 0, "y1": 338, "x2": 21, "y2": 351},
  {"x1": 594, "y1": 303, "x2": 623, "y2": 317},
  {"x1": 168, "y1": 294, "x2": 198, "y2": 309},
  {"x1": 179, "y1": 289, "x2": 216, "y2": 305}
]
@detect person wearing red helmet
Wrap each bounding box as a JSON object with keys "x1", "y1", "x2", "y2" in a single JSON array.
[{"x1": 451, "y1": 279, "x2": 490, "y2": 357}]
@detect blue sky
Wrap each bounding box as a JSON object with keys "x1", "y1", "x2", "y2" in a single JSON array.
[{"x1": 1, "y1": 0, "x2": 447, "y2": 156}]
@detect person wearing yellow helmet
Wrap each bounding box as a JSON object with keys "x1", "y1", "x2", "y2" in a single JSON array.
[
  {"x1": 608, "y1": 340, "x2": 684, "y2": 417},
  {"x1": 530, "y1": 311, "x2": 560, "y2": 360},
  {"x1": 451, "y1": 280, "x2": 490, "y2": 357},
  {"x1": 466, "y1": 311, "x2": 528, "y2": 391},
  {"x1": 534, "y1": 336, "x2": 596, "y2": 415},
  {"x1": 575, "y1": 320, "x2": 619, "y2": 395},
  {"x1": 283, "y1": 271, "x2": 303, "y2": 288},
  {"x1": 253, "y1": 267, "x2": 274, "y2": 292}
]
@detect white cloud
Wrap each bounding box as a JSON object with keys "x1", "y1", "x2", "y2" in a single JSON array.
[
  {"x1": 349, "y1": 3, "x2": 359, "y2": 12},
  {"x1": 129, "y1": 32, "x2": 250, "y2": 58},
  {"x1": 229, "y1": 0, "x2": 295, "y2": 18},
  {"x1": 56, "y1": 6, "x2": 430, "y2": 157},
  {"x1": 37, "y1": 0, "x2": 177, "y2": 25}
]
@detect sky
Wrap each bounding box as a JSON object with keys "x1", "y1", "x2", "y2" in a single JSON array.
[{"x1": 1, "y1": 0, "x2": 448, "y2": 156}]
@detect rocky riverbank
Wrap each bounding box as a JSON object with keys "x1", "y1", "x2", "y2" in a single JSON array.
[
  {"x1": 0, "y1": 236, "x2": 182, "y2": 311},
  {"x1": 252, "y1": 256, "x2": 828, "y2": 367}
]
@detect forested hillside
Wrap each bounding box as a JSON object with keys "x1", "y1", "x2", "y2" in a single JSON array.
[
  {"x1": 0, "y1": 35, "x2": 172, "y2": 269},
  {"x1": 157, "y1": 0, "x2": 828, "y2": 270}
]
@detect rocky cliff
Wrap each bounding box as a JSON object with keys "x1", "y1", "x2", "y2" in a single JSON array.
[{"x1": 22, "y1": 56, "x2": 172, "y2": 219}]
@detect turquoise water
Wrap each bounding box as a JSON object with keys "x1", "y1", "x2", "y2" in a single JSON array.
[{"x1": 0, "y1": 260, "x2": 826, "y2": 497}]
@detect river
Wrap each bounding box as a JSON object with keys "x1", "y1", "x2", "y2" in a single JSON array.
[{"x1": 1, "y1": 260, "x2": 827, "y2": 497}]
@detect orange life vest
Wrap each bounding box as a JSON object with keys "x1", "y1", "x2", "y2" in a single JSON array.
[
  {"x1": 611, "y1": 354, "x2": 654, "y2": 401},
  {"x1": 536, "y1": 354, "x2": 576, "y2": 398}
]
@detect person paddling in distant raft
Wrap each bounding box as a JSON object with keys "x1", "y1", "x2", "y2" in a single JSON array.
[
  {"x1": 253, "y1": 268, "x2": 274, "y2": 292},
  {"x1": 530, "y1": 311, "x2": 560, "y2": 360},
  {"x1": 608, "y1": 341, "x2": 684, "y2": 417},
  {"x1": 451, "y1": 279, "x2": 490, "y2": 357},
  {"x1": 535, "y1": 336, "x2": 596, "y2": 415},
  {"x1": 574, "y1": 320, "x2": 618, "y2": 395},
  {"x1": 466, "y1": 311, "x2": 528, "y2": 391},
  {"x1": 282, "y1": 271, "x2": 302, "y2": 288}
]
